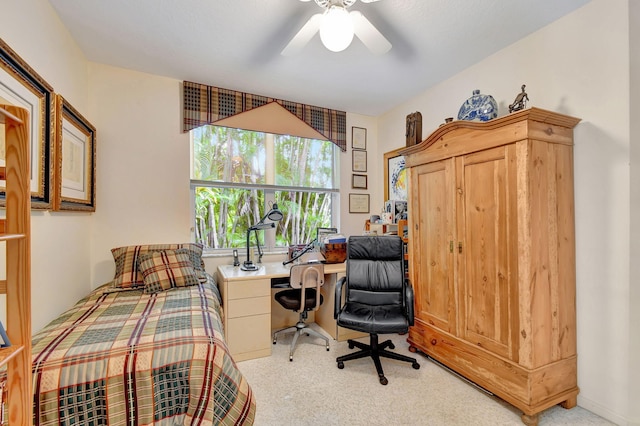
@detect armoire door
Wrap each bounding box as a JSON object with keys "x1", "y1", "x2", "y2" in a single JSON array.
[
  {"x1": 409, "y1": 158, "x2": 456, "y2": 333},
  {"x1": 456, "y1": 145, "x2": 519, "y2": 361}
]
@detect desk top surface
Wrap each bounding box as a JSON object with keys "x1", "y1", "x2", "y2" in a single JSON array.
[{"x1": 218, "y1": 261, "x2": 346, "y2": 282}]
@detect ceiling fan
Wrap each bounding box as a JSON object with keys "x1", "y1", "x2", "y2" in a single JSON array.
[{"x1": 282, "y1": 0, "x2": 391, "y2": 55}]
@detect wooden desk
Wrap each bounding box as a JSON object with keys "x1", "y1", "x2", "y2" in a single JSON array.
[{"x1": 217, "y1": 262, "x2": 363, "y2": 361}]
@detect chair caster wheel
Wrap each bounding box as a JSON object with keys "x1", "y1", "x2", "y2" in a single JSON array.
[
  {"x1": 348, "y1": 342, "x2": 355, "y2": 349},
  {"x1": 337, "y1": 361, "x2": 344, "y2": 369},
  {"x1": 289, "y1": 356, "x2": 293, "y2": 362},
  {"x1": 412, "y1": 362, "x2": 420, "y2": 369},
  {"x1": 379, "y1": 375, "x2": 388, "y2": 385},
  {"x1": 326, "y1": 345, "x2": 330, "y2": 351},
  {"x1": 388, "y1": 342, "x2": 395, "y2": 349},
  {"x1": 273, "y1": 339, "x2": 276, "y2": 345}
]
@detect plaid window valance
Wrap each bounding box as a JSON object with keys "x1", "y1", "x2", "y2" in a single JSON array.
[{"x1": 182, "y1": 81, "x2": 346, "y2": 152}]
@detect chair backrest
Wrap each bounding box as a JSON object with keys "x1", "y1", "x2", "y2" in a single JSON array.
[
  {"x1": 289, "y1": 263, "x2": 325, "y2": 311},
  {"x1": 345, "y1": 235, "x2": 405, "y2": 307}
]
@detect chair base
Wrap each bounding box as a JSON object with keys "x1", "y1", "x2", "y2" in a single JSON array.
[
  {"x1": 273, "y1": 313, "x2": 330, "y2": 361},
  {"x1": 336, "y1": 333, "x2": 420, "y2": 385}
]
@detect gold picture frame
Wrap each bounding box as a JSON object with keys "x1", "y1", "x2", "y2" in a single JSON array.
[
  {"x1": 0, "y1": 37, "x2": 55, "y2": 209},
  {"x1": 384, "y1": 147, "x2": 407, "y2": 201},
  {"x1": 53, "y1": 94, "x2": 96, "y2": 212}
]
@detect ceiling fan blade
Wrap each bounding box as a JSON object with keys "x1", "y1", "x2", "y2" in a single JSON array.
[
  {"x1": 350, "y1": 11, "x2": 391, "y2": 54},
  {"x1": 281, "y1": 13, "x2": 323, "y2": 56},
  {"x1": 359, "y1": 0, "x2": 383, "y2": 3}
]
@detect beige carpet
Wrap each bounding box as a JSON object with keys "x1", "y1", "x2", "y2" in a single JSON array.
[{"x1": 236, "y1": 324, "x2": 613, "y2": 426}]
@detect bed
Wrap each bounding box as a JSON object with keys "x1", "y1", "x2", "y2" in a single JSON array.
[{"x1": 29, "y1": 243, "x2": 256, "y2": 425}]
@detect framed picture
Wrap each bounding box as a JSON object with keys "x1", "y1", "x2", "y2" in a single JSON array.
[
  {"x1": 352, "y1": 126, "x2": 366, "y2": 150},
  {"x1": 352, "y1": 173, "x2": 367, "y2": 189},
  {"x1": 349, "y1": 193, "x2": 370, "y2": 214},
  {"x1": 384, "y1": 147, "x2": 407, "y2": 201},
  {"x1": 0, "y1": 38, "x2": 55, "y2": 209},
  {"x1": 53, "y1": 94, "x2": 96, "y2": 212},
  {"x1": 352, "y1": 149, "x2": 367, "y2": 172}
]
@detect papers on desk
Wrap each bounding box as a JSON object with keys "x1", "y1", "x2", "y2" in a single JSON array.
[{"x1": 319, "y1": 233, "x2": 346, "y2": 244}]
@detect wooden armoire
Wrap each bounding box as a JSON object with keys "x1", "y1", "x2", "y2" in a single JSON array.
[{"x1": 402, "y1": 108, "x2": 580, "y2": 425}]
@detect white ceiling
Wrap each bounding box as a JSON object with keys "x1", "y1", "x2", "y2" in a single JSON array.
[{"x1": 49, "y1": 0, "x2": 591, "y2": 116}]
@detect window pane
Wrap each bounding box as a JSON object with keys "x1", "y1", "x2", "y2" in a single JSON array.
[
  {"x1": 274, "y1": 135, "x2": 336, "y2": 189},
  {"x1": 275, "y1": 190, "x2": 332, "y2": 246},
  {"x1": 192, "y1": 126, "x2": 266, "y2": 184},
  {"x1": 194, "y1": 186, "x2": 266, "y2": 249},
  {"x1": 195, "y1": 187, "x2": 333, "y2": 249}
]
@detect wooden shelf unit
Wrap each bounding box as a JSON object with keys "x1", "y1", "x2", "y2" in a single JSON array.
[{"x1": 0, "y1": 104, "x2": 32, "y2": 425}]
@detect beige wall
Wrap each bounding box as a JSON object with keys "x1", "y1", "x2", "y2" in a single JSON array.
[
  {"x1": 0, "y1": 0, "x2": 93, "y2": 332},
  {"x1": 1, "y1": 0, "x2": 637, "y2": 424},
  {"x1": 87, "y1": 64, "x2": 193, "y2": 285},
  {"x1": 377, "y1": 0, "x2": 636, "y2": 424}
]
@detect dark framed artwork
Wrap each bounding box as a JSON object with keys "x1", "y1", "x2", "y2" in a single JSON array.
[
  {"x1": 53, "y1": 94, "x2": 96, "y2": 212},
  {"x1": 349, "y1": 193, "x2": 370, "y2": 213},
  {"x1": 352, "y1": 149, "x2": 367, "y2": 172},
  {"x1": 0, "y1": 37, "x2": 55, "y2": 209},
  {"x1": 352, "y1": 126, "x2": 366, "y2": 150},
  {"x1": 352, "y1": 173, "x2": 367, "y2": 189}
]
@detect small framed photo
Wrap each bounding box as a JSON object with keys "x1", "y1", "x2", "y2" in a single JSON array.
[
  {"x1": 352, "y1": 150, "x2": 367, "y2": 172},
  {"x1": 352, "y1": 174, "x2": 367, "y2": 189},
  {"x1": 349, "y1": 193, "x2": 370, "y2": 214},
  {"x1": 352, "y1": 126, "x2": 367, "y2": 150}
]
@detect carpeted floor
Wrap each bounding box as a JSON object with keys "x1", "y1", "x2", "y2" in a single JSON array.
[{"x1": 236, "y1": 324, "x2": 613, "y2": 426}]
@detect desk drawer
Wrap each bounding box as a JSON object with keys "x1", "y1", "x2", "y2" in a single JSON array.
[
  {"x1": 227, "y1": 296, "x2": 270, "y2": 319},
  {"x1": 227, "y1": 279, "x2": 271, "y2": 299},
  {"x1": 228, "y1": 313, "x2": 271, "y2": 356}
]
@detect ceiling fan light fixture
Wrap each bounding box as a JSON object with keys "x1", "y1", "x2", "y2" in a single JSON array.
[{"x1": 319, "y1": 5, "x2": 354, "y2": 52}]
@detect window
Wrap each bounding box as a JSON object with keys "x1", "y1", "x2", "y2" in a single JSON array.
[{"x1": 191, "y1": 125, "x2": 339, "y2": 251}]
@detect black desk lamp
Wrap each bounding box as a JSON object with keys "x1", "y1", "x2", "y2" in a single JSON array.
[{"x1": 241, "y1": 203, "x2": 283, "y2": 271}]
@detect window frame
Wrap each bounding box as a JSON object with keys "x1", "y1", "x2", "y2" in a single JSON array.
[{"x1": 190, "y1": 127, "x2": 340, "y2": 254}]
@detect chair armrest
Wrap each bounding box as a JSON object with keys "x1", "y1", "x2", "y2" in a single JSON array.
[
  {"x1": 334, "y1": 276, "x2": 347, "y2": 319},
  {"x1": 405, "y1": 279, "x2": 415, "y2": 326}
]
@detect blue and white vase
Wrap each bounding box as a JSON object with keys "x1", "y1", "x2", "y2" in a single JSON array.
[{"x1": 457, "y1": 89, "x2": 498, "y2": 122}]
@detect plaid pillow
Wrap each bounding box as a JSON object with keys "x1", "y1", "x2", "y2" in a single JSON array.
[
  {"x1": 138, "y1": 249, "x2": 201, "y2": 293},
  {"x1": 111, "y1": 243, "x2": 206, "y2": 289}
]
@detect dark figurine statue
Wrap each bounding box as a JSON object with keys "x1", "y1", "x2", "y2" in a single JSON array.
[
  {"x1": 405, "y1": 111, "x2": 422, "y2": 147},
  {"x1": 509, "y1": 84, "x2": 529, "y2": 113}
]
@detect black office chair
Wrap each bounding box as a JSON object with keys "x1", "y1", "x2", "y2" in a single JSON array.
[
  {"x1": 273, "y1": 263, "x2": 330, "y2": 361},
  {"x1": 334, "y1": 235, "x2": 420, "y2": 385}
]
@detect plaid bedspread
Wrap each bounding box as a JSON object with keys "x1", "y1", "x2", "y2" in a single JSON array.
[{"x1": 30, "y1": 276, "x2": 255, "y2": 425}]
